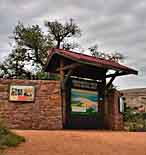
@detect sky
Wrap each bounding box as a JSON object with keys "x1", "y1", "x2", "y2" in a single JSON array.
[{"x1": 0, "y1": 0, "x2": 146, "y2": 90}]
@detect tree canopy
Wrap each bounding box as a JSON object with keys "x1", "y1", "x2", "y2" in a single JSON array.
[
  {"x1": 0, "y1": 19, "x2": 81, "y2": 79},
  {"x1": 45, "y1": 18, "x2": 81, "y2": 48},
  {"x1": 0, "y1": 19, "x2": 124, "y2": 80}
]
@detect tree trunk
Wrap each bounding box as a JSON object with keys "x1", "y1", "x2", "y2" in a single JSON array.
[{"x1": 56, "y1": 40, "x2": 61, "y2": 49}]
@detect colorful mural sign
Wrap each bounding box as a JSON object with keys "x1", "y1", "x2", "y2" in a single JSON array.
[
  {"x1": 9, "y1": 85, "x2": 35, "y2": 102},
  {"x1": 71, "y1": 88, "x2": 98, "y2": 115}
]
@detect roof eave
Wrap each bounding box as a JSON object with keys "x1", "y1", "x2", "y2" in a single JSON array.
[{"x1": 44, "y1": 49, "x2": 138, "y2": 76}]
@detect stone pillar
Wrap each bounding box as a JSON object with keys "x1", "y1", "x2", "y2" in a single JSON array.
[{"x1": 104, "y1": 90, "x2": 124, "y2": 130}]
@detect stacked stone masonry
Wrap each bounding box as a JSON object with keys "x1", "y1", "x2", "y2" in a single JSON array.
[
  {"x1": 121, "y1": 88, "x2": 146, "y2": 112},
  {"x1": 0, "y1": 79, "x2": 123, "y2": 130},
  {"x1": 0, "y1": 79, "x2": 62, "y2": 129},
  {"x1": 104, "y1": 90, "x2": 124, "y2": 130}
]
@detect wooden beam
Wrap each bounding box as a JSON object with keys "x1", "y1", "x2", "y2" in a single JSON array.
[
  {"x1": 56, "y1": 63, "x2": 80, "y2": 72},
  {"x1": 60, "y1": 58, "x2": 66, "y2": 128},
  {"x1": 60, "y1": 58, "x2": 65, "y2": 83},
  {"x1": 60, "y1": 59, "x2": 74, "y2": 128},
  {"x1": 98, "y1": 78, "x2": 106, "y2": 113},
  {"x1": 105, "y1": 71, "x2": 119, "y2": 90},
  {"x1": 64, "y1": 69, "x2": 74, "y2": 85},
  {"x1": 106, "y1": 71, "x2": 127, "y2": 78}
]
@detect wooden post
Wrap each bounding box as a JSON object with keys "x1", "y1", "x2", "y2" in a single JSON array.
[
  {"x1": 60, "y1": 58, "x2": 66, "y2": 128},
  {"x1": 60, "y1": 58, "x2": 64, "y2": 83},
  {"x1": 98, "y1": 78, "x2": 106, "y2": 113},
  {"x1": 98, "y1": 77, "x2": 106, "y2": 128}
]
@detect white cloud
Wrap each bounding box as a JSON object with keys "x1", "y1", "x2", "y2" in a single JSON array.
[{"x1": 0, "y1": 0, "x2": 146, "y2": 89}]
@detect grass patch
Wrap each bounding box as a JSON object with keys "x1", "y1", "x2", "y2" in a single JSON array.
[{"x1": 0, "y1": 121, "x2": 25, "y2": 150}]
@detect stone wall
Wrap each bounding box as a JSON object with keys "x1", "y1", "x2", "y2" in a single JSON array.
[
  {"x1": 0, "y1": 79, "x2": 124, "y2": 130},
  {"x1": 121, "y1": 88, "x2": 146, "y2": 112},
  {"x1": 0, "y1": 79, "x2": 62, "y2": 129}
]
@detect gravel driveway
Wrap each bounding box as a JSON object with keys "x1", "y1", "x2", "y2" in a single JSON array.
[{"x1": 6, "y1": 130, "x2": 146, "y2": 155}]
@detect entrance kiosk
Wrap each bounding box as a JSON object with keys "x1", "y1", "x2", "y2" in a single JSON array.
[{"x1": 45, "y1": 48, "x2": 138, "y2": 129}]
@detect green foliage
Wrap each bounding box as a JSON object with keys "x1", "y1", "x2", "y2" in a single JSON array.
[
  {"x1": 0, "y1": 19, "x2": 81, "y2": 80},
  {"x1": 45, "y1": 18, "x2": 81, "y2": 48},
  {"x1": 0, "y1": 132, "x2": 25, "y2": 147},
  {"x1": 0, "y1": 121, "x2": 10, "y2": 136},
  {"x1": 14, "y1": 22, "x2": 53, "y2": 66},
  {"x1": 48, "y1": 73, "x2": 60, "y2": 80},
  {"x1": 88, "y1": 44, "x2": 125, "y2": 63},
  {"x1": 36, "y1": 72, "x2": 60, "y2": 80},
  {"x1": 36, "y1": 72, "x2": 49, "y2": 80},
  {"x1": 123, "y1": 106, "x2": 146, "y2": 131},
  {"x1": 0, "y1": 22, "x2": 53, "y2": 79},
  {"x1": 0, "y1": 48, "x2": 32, "y2": 79},
  {"x1": 0, "y1": 121, "x2": 25, "y2": 149}
]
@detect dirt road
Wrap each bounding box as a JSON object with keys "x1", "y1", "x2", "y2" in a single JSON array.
[{"x1": 6, "y1": 130, "x2": 146, "y2": 155}]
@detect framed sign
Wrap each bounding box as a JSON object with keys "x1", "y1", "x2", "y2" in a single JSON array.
[
  {"x1": 71, "y1": 88, "x2": 98, "y2": 115},
  {"x1": 9, "y1": 85, "x2": 35, "y2": 102},
  {"x1": 70, "y1": 78, "x2": 99, "y2": 115},
  {"x1": 119, "y1": 96, "x2": 125, "y2": 113},
  {"x1": 71, "y1": 78, "x2": 98, "y2": 90}
]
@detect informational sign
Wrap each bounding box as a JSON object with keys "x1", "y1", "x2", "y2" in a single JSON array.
[
  {"x1": 71, "y1": 79, "x2": 98, "y2": 90},
  {"x1": 9, "y1": 85, "x2": 35, "y2": 102},
  {"x1": 119, "y1": 97, "x2": 125, "y2": 113},
  {"x1": 71, "y1": 78, "x2": 98, "y2": 115}
]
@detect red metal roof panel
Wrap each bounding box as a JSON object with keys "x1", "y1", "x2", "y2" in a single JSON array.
[{"x1": 46, "y1": 48, "x2": 138, "y2": 75}]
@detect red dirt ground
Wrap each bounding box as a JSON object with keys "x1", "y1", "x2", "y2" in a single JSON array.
[{"x1": 5, "y1": 130, "x2": 146, "y2": 155}]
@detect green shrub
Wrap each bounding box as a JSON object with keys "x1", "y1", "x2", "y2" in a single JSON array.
[
  {"x1": 0, "y1": 121, "x2": 10, "y2": 136},
  {"x1": 123, "y1": 106, "x2": 146, "y2": 132},
  {"x1": 0, "y1": 132, "x2": 25, "y2": 147},
  {"x1": 0, "y1": 120, "x2": 25, "y2": 149}
]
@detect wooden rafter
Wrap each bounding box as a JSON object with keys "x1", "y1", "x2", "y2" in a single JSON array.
[
  {"x1": 106, "y1": 71, "x2": 127, "y2": 78},
  {"x1": 56, "y1": 63, "x2": 80, "y2": 72},
  {"x1": 45, "y1": 49, "x2": 138, "y2": 78},
  {"x1": 64, "y1": 69, "x2": 74, "y2": 86}
]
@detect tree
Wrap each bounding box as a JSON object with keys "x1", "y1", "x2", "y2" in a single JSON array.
[
  {"x1": 0, "y1": 19, "x2": 81, "y2": 79},
  {"x1": 88, "y1": 44, "x2": 125, "y2": 63},
  {"x1": 0, "y1": 22, "x2": 54, "y2": 79},
  {"x1": 14, "y1": 22, "x2": 53, "y2": 67},
  {"x1": 44, "y1": 18, "x2": 81, "y2": 48},
  {"x1": 0, "y1": 48, "x2": 32, "y2": 79},
  {"x1": 62, "y1": 41, "x2": 80, "y2": 51},
  {"x1": 88, "y1": 44, "x2": 100, "y2": 57}
]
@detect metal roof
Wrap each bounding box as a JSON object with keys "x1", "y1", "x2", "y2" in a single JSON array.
[{"x1": 45, "y1": 48, "x2": 138, "y2": 76}]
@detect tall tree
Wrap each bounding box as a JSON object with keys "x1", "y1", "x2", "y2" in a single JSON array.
[
  {"x1": 14, "y1": 22, "x2": 53, "y2": 67},
  {"x1": 0, "y1": 22, "x2": 54, "y2": 79},
  {"x1": 0, "y1": 19, "x2": 81, "y2": 79},
  {"x1": 0, "y1": 48, "x2": 32, "y2": 79},
  {"x1": 44, "y1": 18, "x2": 81, "y2": 48}
]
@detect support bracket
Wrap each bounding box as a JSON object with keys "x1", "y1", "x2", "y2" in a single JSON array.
[{"x1": 105, "y1": 71, "x2": 119, "y2": 90}]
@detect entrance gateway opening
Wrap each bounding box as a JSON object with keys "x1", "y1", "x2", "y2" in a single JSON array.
[{"x1": 45, "y1": 48, "x2": 138, "y2": 129}]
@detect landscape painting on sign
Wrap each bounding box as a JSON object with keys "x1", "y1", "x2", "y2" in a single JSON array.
[{"x1": 71, "y1": 88, "x2": 98, "y2": 115}]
